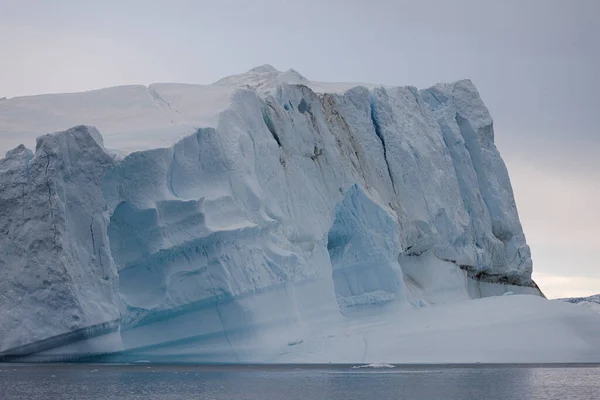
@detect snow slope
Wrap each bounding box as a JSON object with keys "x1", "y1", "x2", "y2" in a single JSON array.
[
  {"x1": 2, "y1": 65, "x2": 594, "y2": 363},
  {"x1": 273, "y1": 295, "x2": 600, "y2": 364}
]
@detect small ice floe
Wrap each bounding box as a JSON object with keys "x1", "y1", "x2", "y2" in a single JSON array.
[
  {"x1": 134, "y1": 360, "x2": 151, "y2": 363},
  {"x1": 90, "y1": 369, "x2": 99, "y2": 373},
  {"x1": 503, "y1": 291, "x2": 514, "y2": 296},
  {"x1": 352, "y1": 362, "x2": 395, "y2": 369},
  {"x1": 287, "y1": 339, "x2": 304, "y2": 346}
]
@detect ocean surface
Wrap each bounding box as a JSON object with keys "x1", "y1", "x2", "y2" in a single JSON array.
[{"x1": 1, "y1": 363, "x2": 599, "y2": 399}]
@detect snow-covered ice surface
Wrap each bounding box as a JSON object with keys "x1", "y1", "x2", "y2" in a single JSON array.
[
  {"x1": 1, "y1": 65, "x2": 598, "y2": 363},
  {"x1": 272, "y1": 295, "x2": 600, "y2": 364}
]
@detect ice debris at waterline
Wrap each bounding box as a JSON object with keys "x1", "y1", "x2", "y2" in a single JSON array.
[
  {"x1": 352, "y1": 363, "x2": 396, "y2": 369},
  {"x1": 1, "y1": 66, "x2": 599, "y2": 363}
]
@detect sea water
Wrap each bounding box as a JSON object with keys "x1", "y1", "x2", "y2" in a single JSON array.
[{"x1": 1, "y1": 363, "x2": 598, "y2": 399}]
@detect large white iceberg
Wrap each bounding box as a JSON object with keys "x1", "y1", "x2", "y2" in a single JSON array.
[{"x1": 1, "y1": 66, "x2": 598, "y2": 363}]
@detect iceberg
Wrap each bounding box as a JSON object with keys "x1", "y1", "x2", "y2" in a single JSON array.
[
  {"x1": 558, "y1": 294, "x2": 600, "y2": 314},
  {"x1": 1, "y1": 66, "x2": 598, "y2": 363}
]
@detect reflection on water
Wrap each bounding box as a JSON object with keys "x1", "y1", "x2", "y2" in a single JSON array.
[{"x1": 0, "y1": 364, "x2": 599, "y2": 400}]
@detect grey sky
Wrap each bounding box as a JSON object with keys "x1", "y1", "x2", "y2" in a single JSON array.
[{"x1": 1, "y1": 0, "x2": 598, "y2": 297}]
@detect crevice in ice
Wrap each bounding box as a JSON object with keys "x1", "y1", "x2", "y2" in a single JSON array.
[
  {"x1": 304, "y1": 100, "x2": 321, "y2": 136},
  {"x1": 454, "y1": 113, "x2": 496, "y2": 237},
  {"x1": 167, "y1": 150, "x2": 179, "y2": 198},
  {"x1": 369, "y1": 94, "x2": 397, "y2": 195},
  {"x1": 21, "y1": 183, "x2": 26, "y2": 219},
  {"x1": 43, "y1": 150, "x2": 57, "y2": 248},
  {"x1": 310, "y1": 145, "x2": 323, "y2": 161},
  {"x1": 90, "y1": 217, "x2": 95, "y2": 254},
  {"x1": 206, "y1": 267, "x2": 240, "y2": 362},
  {"x1": 21, "y1": 151, "x2": 32, "y2": 219},
  {"x1": 262, "y1": 106, "x2": 282, "y2": 147}
]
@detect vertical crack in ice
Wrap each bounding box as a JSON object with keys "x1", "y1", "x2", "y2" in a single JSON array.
[
  {"x1": 167, "y1": 149, "x2": 179, "y2": 198},
  {"x1": 21, "y1": 183, "x2": 26, "y2": 219},
  {"x1": 90, "y1": 217, "x2": 96, "y2": 254},
  {"x1": 89, "y1": 215, "x2": 106, "y2": 279},
  {"x1": 369, "y1": 93, "x2": 397, "y2": 195},
  {"x1": 322, "y1": 94, "x2": 369, "y2": 180},
  {"x1": 263, "y1": 104, "x2": 282, "y2": 147},
  {"x1": 454, "y1": 113, "x2": 510, "y2": 246},
  {"x1": 206, "y1": 267, "x2": 240, "y2": 362},
  {"x1": 23, "y1": 152, "x2": 31, "y2": 219},
  {"x1": 43, "y1": 150, "x2": 57, "y2": 248}
]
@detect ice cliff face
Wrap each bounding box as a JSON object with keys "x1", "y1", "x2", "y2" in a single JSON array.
[
  {"x1": 0, "y1": 127, "x2": 121, "y2": 357},
  {"x1": 0, "y1": 66, "x2": 541, "y2": 362}
]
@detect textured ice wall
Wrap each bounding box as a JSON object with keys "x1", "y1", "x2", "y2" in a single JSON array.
[
  {"x1": 0, "y1": 67, "x2": 539, "y2": 360},
  {"x1": 0, "y1": 127, "x2": 121, "y2": 355}
]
